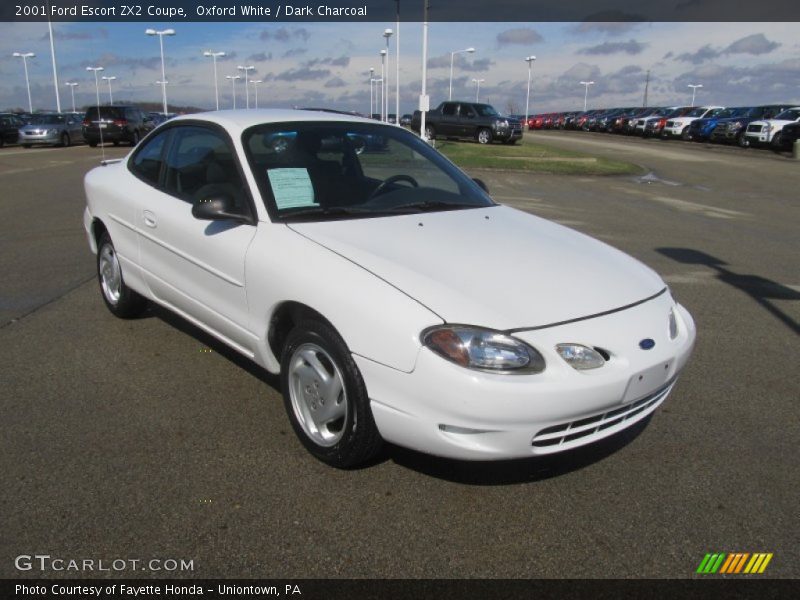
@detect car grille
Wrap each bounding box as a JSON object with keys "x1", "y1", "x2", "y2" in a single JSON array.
[
  {"x1": 747, "y1": 124, "x2": 763, "y2": 133},
  {"x1": 531, "y1": 379, "x2": 675, "y2": 448}
]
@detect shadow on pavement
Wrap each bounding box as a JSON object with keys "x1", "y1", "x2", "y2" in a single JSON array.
[{"x1": 657, "y1": 247, "x2": 799, "y2": 336}]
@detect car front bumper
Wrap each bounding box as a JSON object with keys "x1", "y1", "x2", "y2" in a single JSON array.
[
  {"x1": 18, "y1": 131, "x2": 61, "y2": 145},
  {"x1": 359, "y1": 295, "x2": 696, "y2": 460}
]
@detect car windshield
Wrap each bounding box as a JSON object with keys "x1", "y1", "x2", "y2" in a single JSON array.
[
  {"x1": 705, "y1": 108, "x2": 727, "y2": 118},
  {"x1": 717, "y1": 107, "x2": 746, "y2": 118},
  {"x1": 687, "y1": 107, "x2": 710, "y2": 117},
  {"x1": 774, "y1": 108, "x2": 800, "y2": 120},
  {"x1": 243, "y1": 122, "x2": 494, "y2": 221},
  {"x1": 474, "y1": 104, "x2": 499, "y2": 117},
  {"x1": 28, "y1": 114, "x2": 65, "y2": 125}
]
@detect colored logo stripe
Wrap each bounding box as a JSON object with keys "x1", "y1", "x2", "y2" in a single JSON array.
[{"x1": 697, "y1": 552, "x2": 773, "y2": 574}]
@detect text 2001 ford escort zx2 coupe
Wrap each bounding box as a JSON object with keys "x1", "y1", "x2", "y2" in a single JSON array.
[{"x1": 84, "y1": 110, "x2": 696, "y2": 468}]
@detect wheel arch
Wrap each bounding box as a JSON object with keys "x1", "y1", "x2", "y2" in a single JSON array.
[{"x1": 266, "y1": 301, "x2": 334, "y2": 368}]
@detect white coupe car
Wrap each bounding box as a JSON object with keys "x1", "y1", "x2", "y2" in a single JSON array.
[
  {"x1": 743, "y1": 107, "x2": 800, "y2": 147},
  {"x1": 83, "y1": 110, "x2": 696, "y2": 468},
  {"x1": 661, "y1": 106, "x2": 725, "y2": 140}
]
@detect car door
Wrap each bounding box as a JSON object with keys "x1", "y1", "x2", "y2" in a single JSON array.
[
  {"x1": 458, "y1": 104, "x2": 477, "y2": 137},
  {"x1": 438, "y1": 102, "x2": 459, "y2": 137},
  {"x1": 134, "y1": 123, "x2": 259, "y2": 355}
]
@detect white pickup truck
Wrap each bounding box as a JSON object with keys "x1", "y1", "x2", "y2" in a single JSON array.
[{"x1": 743, "y1": 107, "x2": 800, "y2": 147}]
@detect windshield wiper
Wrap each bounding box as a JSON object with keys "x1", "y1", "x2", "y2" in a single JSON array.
[{"x1": 382, "y1": 200, "x2": 482, "y2": 213}]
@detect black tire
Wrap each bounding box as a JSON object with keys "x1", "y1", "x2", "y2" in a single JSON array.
[
  {"x1": 681, "y1": 127, "x2": 692, "y2": 141},
  {"x1": 112, "y1": 140, "x2": 120, "y2": 147},
  {"x1": 96, "y1": 231, "x2": 147, "y2": 319},
  {"x1": 424, "y1": 124, "x2": 435, "y2": 141},
  {"x1": 60, "y1": 133, "x2": 70, "y2": 147},
  {"x1": 736, "y1": 133, "x2": 750, "y2": 148},
  {"x1": 130, "y1": 130, "x2": 140, "y2": 147},
  {"x1": 280, "y1": 319, "x2": 382, "y2": 468},
  {"x1": 89, "y1": 141, "x2": 98, "y2": 148},
  {"x1": 476, "y1": 128, "x2": 493, "y2": 145},
  {"x1": 22, "y1": 144, "x2": 31, "y2": 149},
  {"x1": 770, "y1": 132, "x2": 783, "y2": 149},
  {"x1": 0, "y1": 137, "x2": 4, "y2": 148}
]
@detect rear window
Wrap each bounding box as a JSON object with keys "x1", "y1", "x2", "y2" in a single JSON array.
[{"x1": 84, "y1": 107, "x2": 126, "y2": 121}]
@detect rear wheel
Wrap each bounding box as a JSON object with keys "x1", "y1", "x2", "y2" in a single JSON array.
[
  {"x1": 96, "y1": 231, "x2": 147, "y2": 318},
  {"x1": 281, "y1": 320, "x2": 382, "y2": 468},
  {"x1": 476, "y1": 128, "x2": 493, "y2": 144},
  {"x1": 89, "y1": 141, "x2": 98, "y2": 148},
  {"x1": 130, "y1": 130, "x2": 140, "y2": 146}
]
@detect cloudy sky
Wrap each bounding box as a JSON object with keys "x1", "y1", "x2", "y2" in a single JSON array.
[{"x1": 1, "y1": 21, "x2": 798, "y2": 114}]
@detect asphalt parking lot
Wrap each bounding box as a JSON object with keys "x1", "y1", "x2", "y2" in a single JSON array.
[{"x1": 1, "y1": 134, "x2": 798, "y2": 579}]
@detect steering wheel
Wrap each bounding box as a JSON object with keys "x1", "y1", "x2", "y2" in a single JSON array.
[{"x1": 368, "y1": 174, "x2": 419, "y2": 200}]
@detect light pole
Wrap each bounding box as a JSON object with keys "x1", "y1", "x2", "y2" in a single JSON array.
[
  {"x1": 101, "y1": 75, "x2": 116, "y2": 105},
  {"x1": 237, "y1": 65, "x2": 255, "y2": 108},
  {"x1": 580, "y1": 80, "x2": 595, "y2": 112},
  {"x1": 472, "y1": 78, "x2": 485, "y2": 102},
  {"x1": 449, "y1": 47, "x2": 475, "y2": 101},
  {"x1": 203, "y1": 50, "x2": 226, "y2": 110},
  {"x1": 226, "y1": 75, "x2": 240, "y2": 109},
  {"x1": 86, "y1": 66, "x2": 104, "y2": 109},
  {"x1": 250, "y1": 79, "x2": 262, "y2": 108},
  {"x1": 46, "y1": 9, "x2": 62, "y2": 113},
  {"x1": 65, "y1": 82, "x2": 78, "y2": 112},
  {"x1": 12, "y1": 52, "x2": 35, "y2": 113},
  {"x1": 368, "y1": 67, "x2": 375, "y2": 116},
  {"x1": 145, "y1": 28, "x2": 175, "y2": 115},
  {"x1": 524, "y1": 56, "x2": 536, "y2": 130},
  {"x1": 394, "y1": 0, "x2": 401, "y2": 125},
  {"x1": 419, "y1": 0, "x2": 430, "y2": 142},
  {"x1": 379, "y1": 49, "x2": 387, "y2": 121},
  {"x1": 383, "y1": 28, "x2": 393, "y2": 122},
  {"x1": 372, "y1": 77, "x2": 384, "y2": 121},
  {"x1": 688, "y1": 83, "x2": 703, "y2": 106}
]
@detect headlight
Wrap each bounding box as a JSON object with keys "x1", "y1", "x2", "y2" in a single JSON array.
[
  {"x1": 730, "y1": 121, "x2": 743, "y2": 130},
  {"x1": 555, "y1": 344, "x2": 606, "y2": 370},
  {"x1": 422, "y1": 326, "x2": 545, "y2": 373}
]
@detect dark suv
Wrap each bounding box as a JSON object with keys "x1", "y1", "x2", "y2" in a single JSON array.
[
  {"x1": 0, "y1": 113, "x2": 24, "y2": 147},
  {"x1": 82, "y1": 105, "x2": 147, "y2": 147}
]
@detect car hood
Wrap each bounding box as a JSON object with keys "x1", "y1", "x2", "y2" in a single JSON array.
[{"x1": 288, "y1": 205, "x2": 665, "y2": 330}]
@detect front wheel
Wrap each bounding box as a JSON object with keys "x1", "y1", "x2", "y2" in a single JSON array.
[
  {"x1": 61, "y1": 133, "x2": 70, "y2": 147},
  {"x1": 681, "y1": 127, "x2": 692, "y2": 141},
  {"x1": 770, "y1": 132, "x2": 783, "y2": 148},
  {"x1": 737, "y1": 133, "x2": 750, "y2": 148},
  {"x1": 97, "y1": 231, "x2": 147, "y2": 318},
  {"x1": 476, "y1": 128, "x2": 493, "y2": 144},
  {"x1": 281, "y1": 320, "x2": 382, "y2": 468}
]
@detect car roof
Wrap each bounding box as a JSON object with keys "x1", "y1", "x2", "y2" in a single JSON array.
[{"x1": 170, "y1": 108, "x2": 380, "y2": 135}]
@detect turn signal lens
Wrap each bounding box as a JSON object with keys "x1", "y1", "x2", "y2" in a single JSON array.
[
  {"x1": 669, "y1": 308, "x2": 679, "y2": 340},
  {"x1": 423, "y1": 326, "x2": 545, "y2": 373},
  {"x1": 555, "y1": 344, "x2": 606, "y2": 370}
]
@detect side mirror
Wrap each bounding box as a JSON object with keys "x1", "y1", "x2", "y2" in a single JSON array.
[
  {"x1": 472, "y1": 178, "x2": 489, "y2": 193},
  {"x1": 192, "y1": 196, "x2": 248, "y2": 223}
]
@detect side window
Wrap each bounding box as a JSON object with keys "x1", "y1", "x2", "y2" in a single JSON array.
[
  {"x1": 130, "y1": 129, "x2": 169, "y2": 185},
  {"x1": 460, "y1": 104, "x2": 476, "y2": 118},
  {"x1": 162, "y1": 126, "x2": 248, "y2": 213},
  {"x1": 442, "y1": 103, "x2": 457, "y2": 116}
]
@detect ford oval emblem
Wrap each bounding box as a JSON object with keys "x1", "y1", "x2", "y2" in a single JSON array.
[{"x1": 639, "y1": 338, "x2": 656, "y2": 350}]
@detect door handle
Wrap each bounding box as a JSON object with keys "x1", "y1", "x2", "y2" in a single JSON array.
[{"x1": 143, "y1": 210, "x2": 157, "y2": 228}]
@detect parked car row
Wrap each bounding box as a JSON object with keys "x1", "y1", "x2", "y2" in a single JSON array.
[
  {"x1": 0, "y1": 106, "x2": 176, "y2": 149},
  {"x1": 522, "y1": 104, "x2": 800, "y2": 151}
]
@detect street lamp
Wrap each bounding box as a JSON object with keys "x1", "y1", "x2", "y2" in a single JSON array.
[
  {"x1": 65, "y1": 82, "x2": 79, "y2": 113},
  {"x1": 379, "y1": 49, "x2": 387, "y2": 121},
  {"x1": 12, "y1": 52, "x2": 35, "y2": 113},
  {"x1": 145, "y1": 28, "x2": 176, "y2": 115},
  {"x1": 101, "y1": 75, "x2": 116, "y2": 105},
  {"x1": 449, "y1": 47, "x2": 475, "y2": 101},
  {"x1": 86, "y1": 66, "x2": 104, "y2": 110},
  {"x1": 472, "y1": 78, "x2": 485, "y2": 102},
  {"x1": 580, "y1": 80, "x2": 595, "y2": 112},
  {"x1": 203, "y1": 50, "x2": 226, "y2": 110},
  {"x1": 225, "y1": 75, "x2": 241, "y2": 109},
  {"x1": 237, "y1": 65, "x2": 255, "y2": 108},
  {"x1": 393, "y1": 0, "x2": 400, "y2": 126},
  {"x1": 383, "y1": 28, "x2": 393, "y2": 122},
  {"x1": 688, "y1": 83, "x2": 703, "y2": 106},
  {"x1": 250, "y1": 79, "x2": 262, "y2": 109},
  {"x1": 368, "y1": 67, "x2": 375, "y2": 116},
  {"x1": 524, "y1": 56, "x2": 536, "y2": 130},
  {"x1": 372, "y1": 78, "x2": 383, "y2": 120}
]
